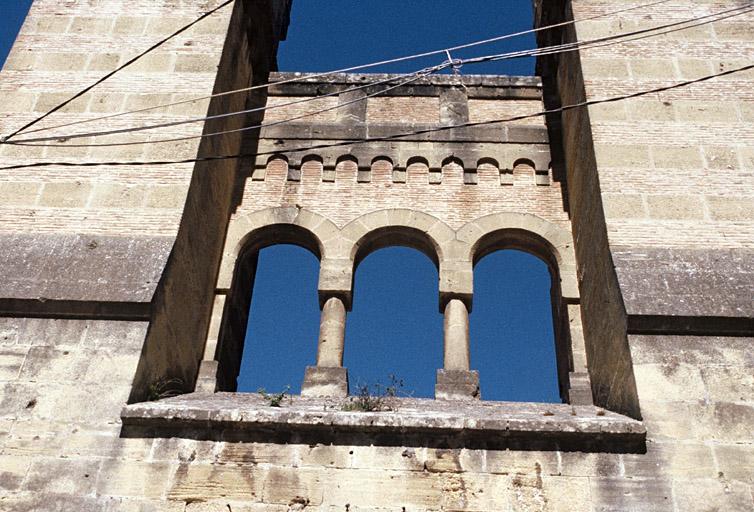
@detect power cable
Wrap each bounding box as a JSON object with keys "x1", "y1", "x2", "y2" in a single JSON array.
[
  {"x1": 8, "y1": 64, "x2": 448, "y2": 148},
  {"x1": 4, "y1": 0, "x2": 675, "y2": 140},
  {"x1": 7, "y1": 3, "x2": 750, "y2": 148},
  {"x1": 2, "y1": 63, "x2": 750, "y2": 171},
  {"x1": 473, "y1": 5, "x2": 754, "y2": 68},
  {"x1": 6, "y1": 63, "x2": 449, "y2": 146},
  {"x1": 1, "y1": 0, "x2": 236, "y2": 142}
]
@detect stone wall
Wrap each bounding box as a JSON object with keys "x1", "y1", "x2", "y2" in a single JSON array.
[
  {"x1": 0, "y1": 0, "x2": 236, "y2": 310},
  {"x1": 0, "y1": 1, "x2": 751, "y2": 511},
  {"x1": 534, "y1": 0, "x2": 754, "y2": 509},
  {"x1": 566, "y1": 0, "x2": 754, "y2": 322}
]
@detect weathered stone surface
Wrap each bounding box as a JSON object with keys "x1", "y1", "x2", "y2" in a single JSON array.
[
  {"x1": 23, "y1": 457, "x2": 100, "y2": 495},
  {"x1": 0, "y1": 233, "x2": 173, "y2": 304},
  {"x1": 613, "y1": 247, "x2": 754, "y2": 320},
  {"x1": 0, "y1": 455, "x2": 30, "y2": 491},
  {"x1": 671, "y1": 479, "x2": 754, "y2": 512},
  {"x1": 300, "y1": 366, "x2": 348, "y2": 398},
  {"x1": 590, "y1": 477, "x2": 674, "y2": 512},
  {"x1": 121, "y1": 392, "x2": 645, "y2": 452},
  {"x1": 97, "y1": 460, "x2": 176, "y2": 499},
  {"x1": 435, "y1": 369, "x2": 479, "y2": 401}
]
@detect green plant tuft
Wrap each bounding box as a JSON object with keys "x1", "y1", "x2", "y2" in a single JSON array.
[
  {"x1": 342, "y1": 375, "x2": 405, "y2": 412},
  {"x1": 258, "y1": 386, "x2": 291, "y2": 407}
]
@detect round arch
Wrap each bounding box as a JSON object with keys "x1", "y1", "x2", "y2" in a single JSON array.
[
  {"x1": 218, "y1": 207, "x2": 338, "y2": 289},
  {"x1": 340, "y1": 209, "x2": 455, "y2": 270},
  {"x1": 458, "y1": 212, "x2": 575, "y2": 270}
]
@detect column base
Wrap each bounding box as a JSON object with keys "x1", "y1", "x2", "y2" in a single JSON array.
[
  {"x1": 194, "y1": 360, "x2": 219, "y2": 393},
  {"x1": 435, "y1": 369, "x2": 480, "y2": 400},
  {"x1": 301, "y1": 366, "x2": 348, "y2": 398},
  {"x1": 567, "y1": 372, "x2": 594, "y2": 405}
]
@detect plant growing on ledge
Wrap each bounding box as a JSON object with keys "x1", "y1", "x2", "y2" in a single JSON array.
[
  {"x1": 257, "y1": 386, "x2": 291, "y2": 407},
  {"x1": 342, "y1": 375, "x2": 406, "y2": 412}
]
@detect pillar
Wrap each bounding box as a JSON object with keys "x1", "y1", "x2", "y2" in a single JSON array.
[
  {"x1": 436, "y1": 298, "x2": 480, "y2": 400},
  {"x1": 316, "y1": 296, "x2": 346, "y2": 366},
  {"x1": 301, "y1": 296, "x2": 349, "y2": 397},
  {"x1": 443, "y1": 298, "x2": 470, "y2": 370}
]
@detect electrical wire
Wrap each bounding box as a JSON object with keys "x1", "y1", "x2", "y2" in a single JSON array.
[
  {"x1": 472, "y1": 4, "x2": 754, "y2": 68},
  {"x1": 2, "y1": 63, "x2": 750, "y2": 171},
  {"x1": 6, "y1": 64, "x2": 449, "y2": 146},
  {"x1": 4, "y1": 0, "x2": 676, "y2": 141},
  {"x1": 8, "y1": 64, "x2": 448, "y2": 148},
  {"x1": 7, "y1": 3, "x2": 751, "y2": 148},
  {"x1": 1, "y1": 0, "x2": 236, "y2": 141}
]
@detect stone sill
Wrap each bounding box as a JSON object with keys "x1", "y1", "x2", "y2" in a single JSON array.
[{"x1": 121, "y1": 393, "x2": 645, "y2": 453}]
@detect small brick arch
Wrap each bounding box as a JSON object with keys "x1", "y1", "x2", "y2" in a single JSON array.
[
  {"x1": 477, "y1": 157, "x2": 500, "y2": 169},
  {"x1": 266, "y1": 154, "x2": 288, "y2": 165},
  {"x1": 336, "y1": 154, "x2": 359, "y2": 166},
  {"x1": 371, "y1": 155, "x2": 393, "y2": 166},
  {"x1": 441, "y1": 155, "x2": 464, "y2": 168},
  {"x1": 406, "y1": 156, "x2": 429, "y2": 168},
  {"x1": 301, "y1": 154, "x2": 324, "y2": 165},
  {"x1": 513, "y1": 157, "x2": 536, "y2": 170}
]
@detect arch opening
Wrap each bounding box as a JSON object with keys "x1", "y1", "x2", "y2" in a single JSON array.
[
  {"x1": 353, "y1": 226, "x2": 441, "y2": 270},
  {"x1": 472, "y1": 227, "x2": 561, "y2": 271},
  {"x1": 471, "y1": 249, "x2": 562, "y2": 403},
  {"x1": 216, "y1": 224, "x2": 323, "y2": 392},
  {"x1": 344, "y1": 247, "x2": 443, "y2": 398},
  {"x1": 232, "y1": 244, "x2": 321, "y2": 394}
]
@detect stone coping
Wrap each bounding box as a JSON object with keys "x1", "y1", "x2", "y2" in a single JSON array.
[
  {"x1": 270, "y1": 72, "x2": 542, "y2": 88},
  {"x1": 121, "y1": 392, "x2": 645, "y2": 453},
  {"x1": 267, "y1": 72, "x2": 542, "y2": 99}
]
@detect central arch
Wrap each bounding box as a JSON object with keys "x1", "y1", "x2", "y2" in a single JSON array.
[{"x1": 344, "y1": 246, "x2": 443, "y2": 398}]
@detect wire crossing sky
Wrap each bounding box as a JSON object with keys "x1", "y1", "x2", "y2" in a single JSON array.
[
  {"x1": 3, "y1": 0, "x2": 691, "y2": 145},
  {"x1": 3, "y1": 2, "x2": 749, "y2": 152}
]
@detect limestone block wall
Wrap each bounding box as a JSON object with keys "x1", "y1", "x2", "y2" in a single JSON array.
[
  {"x1": 0, "y1": 1, "x2": 751, "y2": 511},
  {"x1": 568, "y1": 0, "x2": 754, "y2": 320},
  {"x1": 0, "y1": 0, "x2": 291, "y2": 400},
  {"x1": 0, "y1": 0, "x2": 236, "y2": 233},
  {"x1": 0, "y1": 315, "x2": 750, "y2": 510},
  {"x1": 534, "y1": 0, "x2": 754, "y2": 509},
  {"x1": 567, "y1": 1, "x2": 754, "y2": 507},
  {"x1": 0, "y1": 0, "x2": 236, "y2": 307}
]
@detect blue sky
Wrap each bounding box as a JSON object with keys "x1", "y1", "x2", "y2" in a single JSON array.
[
  {"x1": 0, "y1": 0, "x2": 561, "y2": 402},
  {"x1": 249, "y1": 1, "x2": 558, "y2": 402},
  {"x1": 0, "y1": 0, "x2": 32, "y2": 67},
  {"x1": 278, "y1": 0, "x2": 536, "y2": 76}
]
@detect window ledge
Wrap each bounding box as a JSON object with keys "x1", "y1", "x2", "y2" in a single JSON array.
[{"x1": 121, "y1": 392, "x2": 646, "y2": 453}]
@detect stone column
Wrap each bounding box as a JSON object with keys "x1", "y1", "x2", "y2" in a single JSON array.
[
  {"x1": 436, "y1": 299, "x2": 480, "y2": 400},
  {"x1": 316, "y1": 296, "x2": 346, "y2": 367},
  {"x1": 443, "y1": 299, "x2": 470, "y2": 370},
  {"x1": 301, "y1": 296, "x2": 349, "y2": 397}
]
